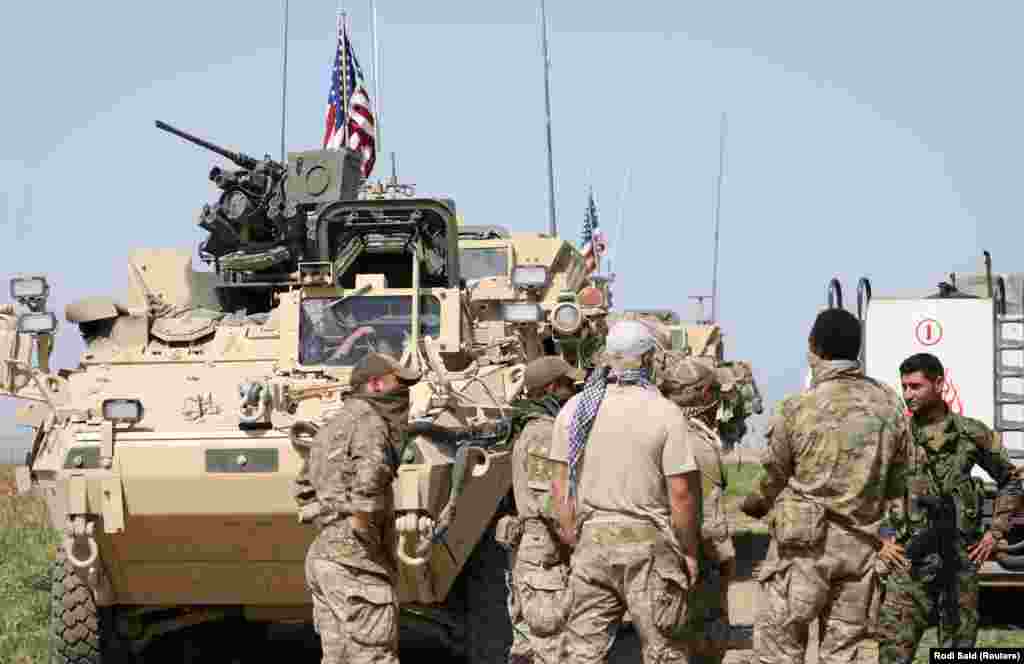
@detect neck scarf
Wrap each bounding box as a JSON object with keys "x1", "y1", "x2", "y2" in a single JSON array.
[{"x1": 567, "y1": 366, "x2": 653, "y2": 499}]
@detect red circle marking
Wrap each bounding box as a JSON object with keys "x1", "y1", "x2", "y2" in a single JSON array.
[{"x1": 915, "y1": 318, "x2": 942, "y2": 346}]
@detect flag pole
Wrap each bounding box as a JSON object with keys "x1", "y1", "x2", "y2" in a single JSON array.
[
  {"x1": 710, "y1": 111, "x2": 727, "y2": 324},
  {"x1": 279, "y1": 0, "x2": 290, "y2": 162},
  {"x1": 540, "y1": 0, "x2": 557, "y2": 236},
  {"x1": 370, "y1": 0, "x2": 382, "y2": 163}
]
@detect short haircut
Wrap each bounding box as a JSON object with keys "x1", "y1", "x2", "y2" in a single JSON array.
[
  {"x1": 809, "y1": 308, "x2": 862, "y2": 361},
  {"x1": 899, "y1": 352, "x2": 944, "y2": 381}
]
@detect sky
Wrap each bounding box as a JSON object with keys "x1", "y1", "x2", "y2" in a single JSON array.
[{"x1": 2, "y1": 1, "x2": 1023, "y2": 446}]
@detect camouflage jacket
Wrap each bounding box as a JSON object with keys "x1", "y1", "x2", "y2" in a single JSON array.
[
  {"x1": 751, "y1": 361, "x2": 911, "y2": 540},
  {"x1": 305, "y1": 397, "x2": 402, "y2": 576},
  {"x1": 884, "y1": 410, "x2": 1023, "y2": 547},
  {"x1": 687, "y1": 416, "x2": 735, "y2": 563},
  {"x1": 509, "y1": 396, "x2": 570, "y2": 565}
]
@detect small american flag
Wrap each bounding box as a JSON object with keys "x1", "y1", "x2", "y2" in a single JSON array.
[
  {"x1": 323, "y1": 13, "x2": 377, "y2": 178},
  {"x1": 580, "y1": 188, "x2": 607, "y2": 274}
]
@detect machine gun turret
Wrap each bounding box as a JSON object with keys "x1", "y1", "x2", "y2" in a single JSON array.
[{"x1": 155, "y1": 120, "x2": 362, "y2": 302}]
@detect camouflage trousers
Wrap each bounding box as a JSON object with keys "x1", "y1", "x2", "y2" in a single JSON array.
[
  {"x1": 876, "y1": 560, "x2": 979, "y2": 664},
  {"x1": 305, "y1": 554, "x2": 399, "y2": 664},
  {"x1": 689, "y1": 536, "x2": 736, "y2": 664},
  {"x1": 506, "y1": 518, "x2": 572, "y2": 664},
  {"x1": 756, "y1": 524, "x2": 880, "y2": 664},
  {"x1": 565, "y1": 520, "x2": 694, "y2": 664}
]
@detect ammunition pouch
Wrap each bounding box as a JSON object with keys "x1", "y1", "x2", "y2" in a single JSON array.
[
  {"x1": 495, "y1": 515, "x2": 524, "y2": 551},
  {"x1": 772, "y1": 496, "x2": 827, "y2": 550}
]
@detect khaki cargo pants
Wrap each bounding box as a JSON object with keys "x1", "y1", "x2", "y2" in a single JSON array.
[
  {"x1": 566, "y1": 521, "x2": 694, "y2": 664},
  {"x1": 305, "y1": 555, "x2": 399, "y2": 664}
]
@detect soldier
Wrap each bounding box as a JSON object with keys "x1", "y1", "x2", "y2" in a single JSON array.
[
  {"x1": 875, "y1": 352, "x2": 1024, "y2": 663},
  {"x1": 548, "y1": 320, "x2": 703, "y2": 663},
  {"x1": 656, "y1": 352, "x2": 736, "y2": 664},
  {"x1": 502, "y1": 356, "x2": 584, "y2": 664},
  {"x1": 740, "y1": 308, "x2": 911, "y2": 664},
  {"x1": 303, "y1": 352, "x2": 420, "y2": 664}
]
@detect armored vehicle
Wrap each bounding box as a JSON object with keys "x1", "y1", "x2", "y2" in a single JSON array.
[
  {"x1": 5, "y1": 122, "x2": 607, "y2": 662},
  {"x1": 820, "y1": 260, "x2": 1024, "y2": 586}
]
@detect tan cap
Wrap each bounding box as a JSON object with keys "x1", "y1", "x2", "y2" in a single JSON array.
[
  {"x1": 350, "y1": 352, "x2": 421, "y2": 387},
  {"x1": 524, "y1": 356, "x2": 585, "y2": 392}
]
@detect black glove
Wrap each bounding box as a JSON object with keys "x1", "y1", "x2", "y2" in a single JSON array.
[{"x1": 740, "y1": 494, "x2": 770, "y2": 519}]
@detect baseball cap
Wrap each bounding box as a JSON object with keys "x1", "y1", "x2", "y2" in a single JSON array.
[
  {"x1": 350, "y1": 352, "x2": 421, "y2": 387},
  {"x1": 524, "y1": 356, "x2": 586, "y2": 392}
]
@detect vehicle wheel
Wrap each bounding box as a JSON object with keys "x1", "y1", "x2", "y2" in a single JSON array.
[
  {"x1": 50, "y1": 548, "x2": 131, "y2": 664},
  {"x1": 462, "y1": 525, "x2": 513, "y2": 664}
]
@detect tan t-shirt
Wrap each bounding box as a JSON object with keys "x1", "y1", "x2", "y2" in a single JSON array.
[{"x1": 549, "y1": 383, "x2": 699, "y2": 529}]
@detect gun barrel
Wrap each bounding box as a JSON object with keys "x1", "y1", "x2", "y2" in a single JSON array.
[{"x1": 154, "y1": 120, "x2": 256, "y2": 169}]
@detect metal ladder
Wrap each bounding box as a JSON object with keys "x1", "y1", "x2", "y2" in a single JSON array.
[{"x1": 993, "y1": 275, "x2": 1024, "y2": 457}]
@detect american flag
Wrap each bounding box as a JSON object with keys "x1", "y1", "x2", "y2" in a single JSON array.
[
  {"x1": 580, "y1": 188, "x2": 607, "y2": 274},
  {"x1": 323, "y1": 13, "x2": 377, "y2": 178}
]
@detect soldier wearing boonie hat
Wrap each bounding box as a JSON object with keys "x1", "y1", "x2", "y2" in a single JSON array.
[
  {"x1": 547, "y1": 320, "x2": 703, "y2": 662},
  {"x1": 301, "y1": 352, "x2": 420, "y2": 664},
  {"x1": 657, "y1": 352, "x2": 736, "y2": 663},
  {"x1": 499, "y1": 355, "x2": 584, "y2": 664}
]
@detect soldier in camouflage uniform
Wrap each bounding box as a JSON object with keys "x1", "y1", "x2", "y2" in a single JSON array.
[
  {"x1": 301, "y1": 352, "x2": 420, "y2": 664},
  {"x1": 740, "y1": 308, "x2": 911, "y2": 664},
  {"x1": 876, "y1": 352, "x2": 1024, "y2": 664},
  {"x1": 502, "y1": 356, "x2": 584, "y2": 664},
  {"x1": 657, "y1": 353, "x2": 735, "y2": 664},
  {"x1": 549, "y1": 320, "x2": 703, "y2": 663}
]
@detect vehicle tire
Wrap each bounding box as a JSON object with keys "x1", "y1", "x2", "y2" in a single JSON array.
[
  {"x1": 50, "y1": 548, "x2": 131, "y2": 664},
  {"x1": 462, "y1": 525, "x2": 513, "y2": 664}
]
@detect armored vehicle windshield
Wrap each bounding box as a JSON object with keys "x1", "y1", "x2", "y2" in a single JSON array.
[{"x1": 299, "y1": 294, "x2": 442, "y2": 366}]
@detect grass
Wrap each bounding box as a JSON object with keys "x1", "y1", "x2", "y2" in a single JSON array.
[
  {"x1": 721, "y1": 460, "x2": 770, "y2": 534},
  {"x1": 0, "y1": 464, "x2": 60, "y2": 664}
]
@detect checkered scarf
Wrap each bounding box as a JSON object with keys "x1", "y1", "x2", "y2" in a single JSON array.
[{"x1": 566, "y1": 366, "x2": 653, "y2": 499}]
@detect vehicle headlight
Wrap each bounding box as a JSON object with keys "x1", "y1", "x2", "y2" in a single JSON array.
[
  {"x1": 551, "y1": 302, "x2": 583, "y2": 335},
  {"x1": 102, "y1": 399, "x2": 144, "y2": 425},
  {"x1": 10, "y1": 276, "x2": 49, "y2": 301},
  {"x1": 512, "y1": 265, "x2": 548, "y2": 288},
  {"x1": 17, "y1": 312, "x2": 58, "y2": 335},
  {"x1": 501, "y1": 302, "x2": 542, "y2": 323}
]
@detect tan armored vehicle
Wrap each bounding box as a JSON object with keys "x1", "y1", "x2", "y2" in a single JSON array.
[
  {"x1": 607, "y1": 308, "x2": 764, "y2": 448},
  {"x1": 4, "y1": 123, "x2": 607, "y2": 662}
]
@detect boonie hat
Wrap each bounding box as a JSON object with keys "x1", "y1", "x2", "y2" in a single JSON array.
[
  {"x1": 658, "y1": 352, "x2": 716, "y2": 406},
  {"x1": 350, "y1": 352, "x2": 421, "y2": 387},
  {"x1": 524, "y1": 356, "x2": 585, "y2": 392}
]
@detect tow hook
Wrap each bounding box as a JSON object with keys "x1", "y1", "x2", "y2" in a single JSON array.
[{"x1": 64, "y1": 515, "x2": 99, "y2": 570}]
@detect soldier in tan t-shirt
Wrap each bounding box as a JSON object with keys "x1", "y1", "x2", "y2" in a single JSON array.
[{"x1": 548, "y1": 320, "x2": 703, "y2": 663}]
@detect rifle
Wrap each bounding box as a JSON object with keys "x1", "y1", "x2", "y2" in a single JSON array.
[{"x1": 904, "y1": 494, "x2": 960, "y2": 643}]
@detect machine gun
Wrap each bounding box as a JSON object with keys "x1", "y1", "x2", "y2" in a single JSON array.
[
  {"x1": 904, "y1": 494, "x2": 961, "y2": 643},
  {"x1": 155, "y1": 120, "x2": 362, "y2": 297}
]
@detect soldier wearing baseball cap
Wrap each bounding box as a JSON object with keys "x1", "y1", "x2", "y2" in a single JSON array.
[
  {"x1": 548, "y1": 320, "x2": 702, "y2": 661},
  {"x1": 502, "y1": 355, "x2": 583, "y2": 664},
  {"x1": 301, "y1": 352, "x2": 420, "y2": 664}
]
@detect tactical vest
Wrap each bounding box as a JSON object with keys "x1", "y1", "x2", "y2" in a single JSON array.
[{"x1": 895, "y1": 413, "x2": 988, "y2": 545}]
